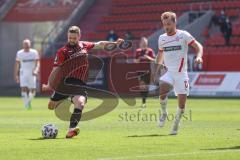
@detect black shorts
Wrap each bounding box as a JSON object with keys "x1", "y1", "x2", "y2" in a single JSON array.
[
  {"x1": 138, "y1": 71, "x2": 151, "y2": 84},
  {"x1": 50, "y1": 77, "x2": 88, "y2": 102}
]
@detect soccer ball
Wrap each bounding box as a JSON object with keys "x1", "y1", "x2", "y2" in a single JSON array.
[{"x1": 42, "y1": 124, "x2": 58, "y2": 139}]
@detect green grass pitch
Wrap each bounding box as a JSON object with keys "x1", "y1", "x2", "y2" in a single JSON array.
[{"x1": 0, "y1": 97, "x2": 239, "y2": 160}]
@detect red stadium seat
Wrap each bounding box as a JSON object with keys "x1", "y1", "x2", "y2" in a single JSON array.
[
  {"x1": 4, "y1": 0, "x2": 82, "y2": 22},
  {"x1": 85, "y1": 0, "x2": 240, "y2": 62}
]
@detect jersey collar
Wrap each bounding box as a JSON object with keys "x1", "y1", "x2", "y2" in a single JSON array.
[{"x1": 167, "y1": 30, "x2": 177, "y2": 36}]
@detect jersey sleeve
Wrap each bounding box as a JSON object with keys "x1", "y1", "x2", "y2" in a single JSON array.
[
  {"x1": 83, "y1": 41, "x2": 95, "y2": 51},
  {"x1": 158, "y1": 36, "x2": 164, "y2": 51},
  {"x1": 15, "y1": 52, "x2": 20, "y2": 61},
  {"x1": 183, "y1": 31, "x2": 195, "y2": 45},
  {"x1": 35, "y1": 50, "x2": 40, "y2": 60},
  {"x1": 53, "y1": 49, "x2": 65, "y2": 67}
]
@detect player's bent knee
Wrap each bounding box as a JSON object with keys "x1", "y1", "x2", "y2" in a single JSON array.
[
  {"x1": 74, "y1": 101, "x2": 85, "y2": 110},
  {"x1": 72, "y1": 96, "x2": 86, "y2": 110},
  {"x1": 21, "y1": 87, "x2": 28, "y2": 92},
  {"x1": 180, "y1": 105, "x2": 185, "y2": 109},
  {"x1": 159, "y1": 81, "x2": 172, "y2": 89},
  {"x1": 159, "y1": 81, "x2": 172, "y2": 97},
  {"x1": 160, "y1": 95, "x2": 167, "y2": 101},
  {"x1": 178, "y1": 102, "x2": 186, "y2": 109},
  {"x1": 29, "y1": 89, "x2": 36, "y2": 94}
]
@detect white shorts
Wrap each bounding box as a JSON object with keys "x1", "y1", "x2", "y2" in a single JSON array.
[
  {"x1": 20, "y1": 74, "x2": 37, "y2": 89},
  {"x1": 159, "y1": 71, "x2": 189, "y2": 96}
]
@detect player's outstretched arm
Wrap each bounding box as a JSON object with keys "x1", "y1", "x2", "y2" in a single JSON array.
[
  {"x1": 191, "y1": 40, "x2": 203, "y2": 64},
  {"x1": 93, "y1": 38, "x2": 124, "y2": 50}
]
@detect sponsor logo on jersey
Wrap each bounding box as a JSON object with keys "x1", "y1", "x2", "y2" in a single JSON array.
[
  {"x1": 22, "y1": 59, "x2": 36, "y2": 62},
  {"x1": 69, "y1": 49, "x2": 87, "y2": 59},
  {"x1": 163, "y1": 45, "x2": 182, "y2": 52}
]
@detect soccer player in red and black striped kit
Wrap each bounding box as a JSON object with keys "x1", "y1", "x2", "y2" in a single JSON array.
[
  {"x1": 135, "y1": 37, "x2": 155, "y2": 108},
  {"x1": 42, "y1": 26, "x2": 123, "y2": 138}
]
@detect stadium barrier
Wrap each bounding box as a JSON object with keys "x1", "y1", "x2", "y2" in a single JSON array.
[
  {"x1": 189, "y1": 72, "x2": 240, "y2": 97},
  {"x1": 40, "y1": 57, "x2": 240, "y2": 97}
]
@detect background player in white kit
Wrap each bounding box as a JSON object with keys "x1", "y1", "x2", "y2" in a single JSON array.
[
  {"x1": 14, "y1": 39, "x2": 40, "y2": 109},
  {"x1": 155, "y1": 12, "x2": 203, "y2": 135}
]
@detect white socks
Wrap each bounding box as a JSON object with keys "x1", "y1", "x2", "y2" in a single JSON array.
[
  {"x1": 21, "y1": 91, "x2": 35, "y2": 108},
  {"x1": 170, "y1": 107, "x2": 185, "y2": 135},
  {"x1": 28, "y1": 92, "x2": 35, "y2": 102},
  {"x1": 160, "y1": 97, "x2": 168, "y2": 114},
  {"x1": 21, "y1": 92, "x2": 28, "y2": 107}
]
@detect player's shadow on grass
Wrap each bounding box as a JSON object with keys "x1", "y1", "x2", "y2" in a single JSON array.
[
  {"x1": 28, "y1": 137, "x2": 66, "y2": 141},
  {"x1": 201, "y1": 146, "x2": 240, "y2": 151},
  {"x1": 127, "y1": 134, "x2": 170, "y2": 138}
]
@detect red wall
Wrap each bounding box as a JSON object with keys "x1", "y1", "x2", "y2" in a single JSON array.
[
  {"x1": 203, "y1": 53, "x2": 240, "y2": 71},
  {"x1": 108, "y1": 60, "x2": 150, "y2": 94},
  {"x1": 40, "y1": 58, "x2": 54, "y2": 94}
]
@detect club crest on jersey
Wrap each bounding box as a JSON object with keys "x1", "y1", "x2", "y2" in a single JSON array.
[{"x1": 175, "y1": 36, "x2": 183, "y2": 41}]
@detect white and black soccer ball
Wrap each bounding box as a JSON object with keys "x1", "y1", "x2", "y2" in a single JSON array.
[{"x1": 42, "y1": 124, "x2": 58, "y2": 139}]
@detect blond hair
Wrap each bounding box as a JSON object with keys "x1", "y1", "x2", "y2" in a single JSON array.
[
  {"x1": 23, "y1": 39, "x2": 31, "y2": 44},
  {"x1": 161, "y1": 11, "x2": 177, "y2": 23},
  {"x1": 68, "y1": 26, "x2": 81, "y2": 35},
  {"x1": 140, "y1": 37, "x2": 148, "y2": 44}
]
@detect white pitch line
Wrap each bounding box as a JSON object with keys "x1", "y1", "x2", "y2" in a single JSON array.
[{"x1": 97, "y1": 149, "x2": 240, "y2": 160}]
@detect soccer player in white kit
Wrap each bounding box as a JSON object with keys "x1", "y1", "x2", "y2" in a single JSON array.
[
  {"x1": 14, "y1": 39, "x2": 40, "y2": 109},
  {"x1": 155, "y1": 12, "x2": 203, "y2": 135}
]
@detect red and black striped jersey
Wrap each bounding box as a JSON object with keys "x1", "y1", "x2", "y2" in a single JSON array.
[
  {"x1": 53, "y1": 41, "x2": 95, "y2": 82},
  {"x1": 135, "y1": 48, "x2": 155, "y2": 63}
]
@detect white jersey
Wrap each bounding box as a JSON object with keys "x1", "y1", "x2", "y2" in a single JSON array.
[
  {"x1": 16, "y1": 49, "x2": 39, "y2": 75},
  {"x1": 158, "y1": 29, "x2": 195, "y2": 73}
]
